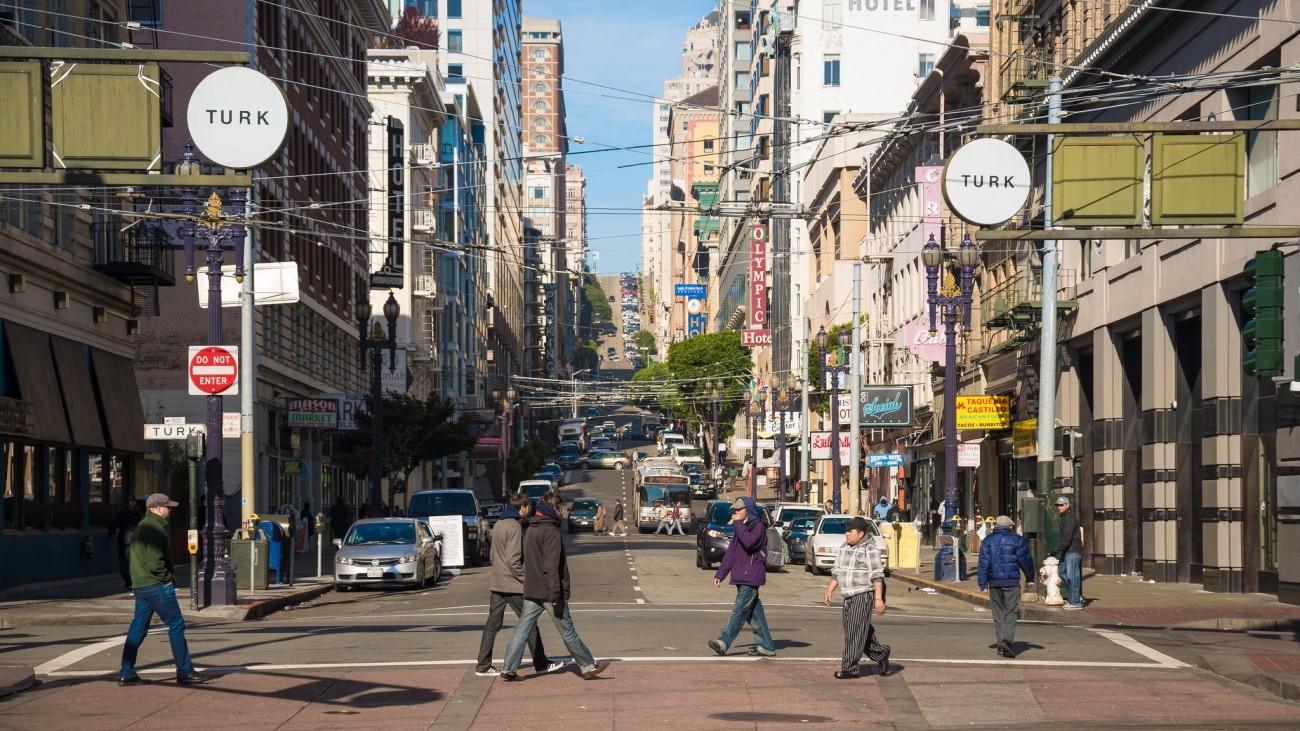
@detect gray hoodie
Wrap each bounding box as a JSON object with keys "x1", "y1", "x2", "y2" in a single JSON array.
[{"x1": 489, "y1": 505, "x2": 526, "y2": 594}]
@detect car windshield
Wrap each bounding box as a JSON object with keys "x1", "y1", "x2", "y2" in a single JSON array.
[
  {"x1": 780, "y1": 508, "x2": 823, "y2": 524},
  {"x1": 540, "y1": 465, "x2": 561, "y2": 476},
  {"x1": 790, "y1": 517, "x2": 816, "y2": 531},
  {"x1": 641, "y1": 485, "x2": 690, "y2": 506},
  {"x1": 408, "y1": 492, "x2": 475, "y2": 517},
  {"x1": 345, "y1": 522, "x2": 415, "y2": 545},
  {"x1": 571, "y1": 499, "x2": 599, "y2": 512},
  {"x1": 819, "y1": 517, "x2": 850, "y2": 534},
  {"x1": 675, "y1": 447, "x2": 701, "y2": 458},
  {"x1": 521, "y1": 483, "x2": 551, "y2": 498},
  {"x1": 708, "y1": 502, "x2": 768, "y2": 525}
]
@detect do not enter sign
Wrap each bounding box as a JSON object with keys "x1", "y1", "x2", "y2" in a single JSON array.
[{"x1": 188, "y1": 345, "x2": 239, "y2": 396}]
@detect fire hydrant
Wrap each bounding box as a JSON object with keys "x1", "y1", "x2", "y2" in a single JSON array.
[{"x1": 1040, "y1": 556, "x2": 1065, "y2": 606}]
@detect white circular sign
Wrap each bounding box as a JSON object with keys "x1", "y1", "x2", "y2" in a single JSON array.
[
  {"x1": 187, "y1": 67, "x2": 290, "y2": 170},
  {"x1": 942, "y1": 138, "x2": 1032, "y2": 226},
  {"x1": 686, "y1": 298, "x2": 702, "y2": 314}
]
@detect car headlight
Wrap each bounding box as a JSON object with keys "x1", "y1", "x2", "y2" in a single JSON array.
[
  {"x1": 467, "y1": 525, "x2": 478, "y2": 536},
  {"x1": 336, "y1": 557, "x2": 353, "y2": 565},
  {"x1": 817, "y1": 546, "x2": 835, "y2": 554},
  {"x1": 788, "y1": 537, "x2": 804, "y2": 544},
  {"x1": 399, "y1": 555, "x2": 417, "y2": 563},
  {"x1": 706, "y1": 529, "x2": 728, "y2": 539}
]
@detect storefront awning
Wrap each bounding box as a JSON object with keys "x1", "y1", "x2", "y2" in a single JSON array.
[
  {"x1": 4, "y1": 322, "x2": 71, "y2": 444},
  {"x1": 52, "y1": 336, "x2": 105, "y2": 448},
  {"x1": 90, "y1": 348, "x2": 148, "y2": 453}
]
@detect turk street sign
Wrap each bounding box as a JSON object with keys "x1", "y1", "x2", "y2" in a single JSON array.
[
  {"x1": 187, "y1": 67, "x2": 290, "y2": 170},
  {"x1": 942, "y1": 138, "x2": 1032, "y2": 226}
]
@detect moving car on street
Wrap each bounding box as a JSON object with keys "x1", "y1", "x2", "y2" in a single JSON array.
[
  {"x1": 407, "y1": 489, "x2": 486, "y2": 567},
  {"x1": 580, "y1": 449, "x2": 630, "y2": 470},
  {"x1": 333, "y1": 518, "x2": 441, "y2": 591},
  {"x1": 805, "y1": 514, "x2": 888, "y2": 575},
  {"x1": 567, "y1": 498, "x2": 602, "y2": 533}
]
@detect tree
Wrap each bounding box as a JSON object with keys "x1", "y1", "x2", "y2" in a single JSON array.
[
  {"x1": 582, "y1": 276, "x2": 612, "y2": 322},
  {"x1": 574, "y1": 340, "x2": 600, "y2": 372},
  {"x1": 334, "y1": 394, "x2": 477, "y2": 491},
  {"x1": 628, "y1": 362, "x2": 679, "y2": 412},
  {"x1": 371, "y1": 5, "x2": 440, "y2": 49},
  {"x1": 507, "y1": 439, "x2": 551, "y2": 488},
  {"x1": 633, "y1": 329, "x2": 656, "y2": 354},
  {"x1": 805, "y1": 319, "x2": 864, "y2": 416},
  {"x1": 665, "y1": 332, "x2": 752, "y2": 460}
]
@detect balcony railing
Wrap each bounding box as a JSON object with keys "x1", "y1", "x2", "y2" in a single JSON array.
[
  {"x1": 91, "y1": 220, "x2": 176, "y2": 286},
  {"x1": 982, "y1": 267, "x2": 1078, "y2": 337}
]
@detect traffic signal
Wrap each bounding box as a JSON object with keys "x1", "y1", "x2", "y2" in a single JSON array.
[{"x1": 1242, "y1": 250, "x2": 1284, "y2": 377}]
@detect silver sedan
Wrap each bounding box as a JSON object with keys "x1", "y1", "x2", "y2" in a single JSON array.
[{"x1": 333, "y1": 518, "x2": 441, "y2": 591}]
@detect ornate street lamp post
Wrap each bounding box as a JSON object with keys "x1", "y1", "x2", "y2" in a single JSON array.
[
  {"x1": 772, "y1": 376, "x2": 798, "y2": 502},
  {"x1": 177, "y1": 142, "x2": 247, "y2": 607},
  {"x1": 922, "y1": 232, "x2": 979, "y2": 549},
  {"x1": 356, "y1": 292, "x2": 400, "y2": 515},
  {"x1": 817, "y1": 326, "x2": 851, "y2": 513},
  {"x1": 708, "y1": 380, "x2": 722, "y2": 470},
  {"x1": 745, "y1": 383, "x2": 767, "y2": 499}
]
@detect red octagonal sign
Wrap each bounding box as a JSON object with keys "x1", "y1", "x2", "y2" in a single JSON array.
[{"x1": 188, "y1": 345, "x2": 239, "y2": 396}]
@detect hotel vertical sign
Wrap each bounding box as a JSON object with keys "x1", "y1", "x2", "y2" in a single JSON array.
[
  {"x1": 744, "y1": 223, "x2": 769, "y2": 346},
  {"x1": 372, "y1": 116, "x2": 405, "y2": 289}
]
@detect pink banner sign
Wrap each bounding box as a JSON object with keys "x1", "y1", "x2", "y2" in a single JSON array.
[
  {"x1": 810, "y1": 431, "x2": 852, "y2": 461},
  {"x1": 903, "y1": 323, "x2": 946, "y2": 366},
  {"x1": 749, "y1": 223, "x2": 768, "y2": 328},
  {"x1": 916, "y1": 164, "x2": 943, "y2": 249},
  {"x1": 741, "y1": 329, "x2": 771, "y2": 347}
]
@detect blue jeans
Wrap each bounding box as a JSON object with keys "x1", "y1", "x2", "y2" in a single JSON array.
[
  {"x1": 1061, "y1": 551, "x2": 1083, "y2": 605},
  {"x1": 119, "y1": 582, "x2": 194, "y2": 679},
  {"x1": 502, "y1": 598, "x2": 595, "y2": 673},
  {"x1": 717, "y1": 584, "x2": 774, "y2": 652}
]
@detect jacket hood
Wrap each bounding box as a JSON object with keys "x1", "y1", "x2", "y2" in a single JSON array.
[
  {"x1": 738, "y1": 496, "x2": 761, "y2": 523},
  {"x1": 534, "y1": 501, "x2": 561, "y2": 522},
  {"x1": 500, "y1": 504, "x2": 521, "y2": 521}
]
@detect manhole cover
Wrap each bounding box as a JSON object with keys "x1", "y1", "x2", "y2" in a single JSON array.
[{"x1": 709, "y1": 713, "x2": 834, "y2": 724}]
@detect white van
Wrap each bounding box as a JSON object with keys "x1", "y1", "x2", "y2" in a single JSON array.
[
  {"x1": 657, "y1": 432, "x2": 686, "y2": 451},
  {"x1": 557, "y1": 419, "x2": 586, "y2": 449},
  {"x1": 670, "y1": 444, "x2": 705, "y2": 469}
]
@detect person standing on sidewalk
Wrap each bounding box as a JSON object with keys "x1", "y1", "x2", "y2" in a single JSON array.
[
  {"x1": 1054, "y1": 497, "x2": 1084, "y2": 609},
  {"x1": 823, "y1": 516, "x2": 888, "y2": 679},
  {"x1": 499, "y1": 492, "x2": 609, "y2": 681},
  {"x1": 708, "y1": 496, "x2": 777, "y2": 658},
  {"x1": 610, "y1": 499, "x2": 627, "y2": 537},
  {"x1": 978, "y1": 515, "x2": 1036, "y2": 657},
  {"x1": 475, "y1": 493, "x2": 562, "y2": 678},
  {"x1": 118, "y1": 493, "x2": 213, "y2": 687}
]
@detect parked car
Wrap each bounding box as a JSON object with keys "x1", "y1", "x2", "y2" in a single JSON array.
[
  {"x1": 783, "y1": 515, "x2": 817, "y2": 565},
  {"x1": 804, "y1": 514, "x2": 888, "y2": 575},
  {"x1": 517, "y1": 479, "x2": 554, "y2": 502},
  {"x1": 590, "y1": 436, "x2": 613, "y2": 451},
  {"x1": 480, "y1": 500, "x2": 504, "y2": 530},
  {"x1": 567, "y1": 498, "x2": 602, "y2": 533},
  {"x1": 538, "y1": 463, "x2": 565, "y2": 486},
  {"x1": 683, "y1": 463, "x2": 715, "y2": 499},
  {"x1": 531, "y1": 471, "x2": 560, "y2": 490},
  {"x1": 770, "y1": 503, "x2": 826, "y2": 527},
  {"x1": 407, "y1": 489, "x2": 486, "y2": 567},
  {"x1": 694, "y1": 499, "x2": 774, "y2": 571},
  {"x1": 555, "y1": 444, "x2": 581, "y2": 469},
  {"x1": 333, "y1": 518, "x2": 441, "y2": 591},
  {"x1": 580, "y1": 449, "x2": 630, "y2": 470}
]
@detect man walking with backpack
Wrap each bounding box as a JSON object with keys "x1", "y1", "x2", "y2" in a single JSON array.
[{"x1": 707, "y1": 496, "x2": 776, "y2": 657}]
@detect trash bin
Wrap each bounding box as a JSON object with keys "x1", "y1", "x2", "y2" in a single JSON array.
[
  {"x1": 231, "y1": 537, "x2": 269, "y2": 590},
  {"x1": 257, "y1": 521, "x2": 287, "y2": 584}
]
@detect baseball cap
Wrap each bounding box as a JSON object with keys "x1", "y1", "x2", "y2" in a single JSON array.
[
  {"x1": 995, "y1": 515, "x2": 1014, "y2": 528},
  {"x1": 145, "y1": 493, "x2": 179, "y2": 509},
  {"x1": 846, "y1": 516, "x2": 870, "y2": 533},
  {"x1": 731, "y1": 498, "x2": 747, "y2": 510},
  {"x1": 1054, "y1": 496, "x2": 1070, "y2": 506}
]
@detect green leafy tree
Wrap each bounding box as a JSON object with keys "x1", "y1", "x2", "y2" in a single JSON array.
[
  {"x1": 632, "y1": 329, "x2": 656, "y2": 354},
  {"x1": 335, "y1": 395, "x2": 478, "y2": 491},
  {"x1": 583, "y1": 279, "x2": 612, "y2": 322},
  {"x1": 628, "y1": 362, "x2": 680, "y2": 412},
  {"x1": 665, "y1": 331, "x2": 752, "y2": 460},
  {"x1": 575, "y1": 340, "x2": 600, "y2": 371},
  {"x1": 507, "y1": 438, "x2": 551, "y2": 488}
]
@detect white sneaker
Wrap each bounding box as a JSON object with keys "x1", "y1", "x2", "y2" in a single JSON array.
[
  {"x1": 542, "y1": 660, "x2": 566, "y2": 674},
  {"x1": 1063, "y1": 603, "x2": 1084, "y2": 610},
  {"x1": 475, "y1": 667, "x2": 501, "y2": 677}
]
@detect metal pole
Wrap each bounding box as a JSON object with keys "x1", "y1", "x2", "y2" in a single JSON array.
[
  {"x1": 849, "y1": 262, "x2": 862, "y2": 516},
  {"x1": 831, "y1": 365, "x2": 841, "y2": 514},
  {"x1": 750, "y1": 401, "x2": 759, "y2": 500},
  {"x1": 188, "y1": 450, "x2": 198, "y2": 611},
  {"x1": 800, "y1": 318, "x2": 811, "y2": 501},
  {"x1": 240, "y1": 176, "x2": 256, "y2": 529},
  {"x1": 943, "y1": 304, "x2": 959, "y2": 526},
  {"x1": 777, "y1": 393, "x2": 786, "y2": 502},
  {"x1": 1036, "y1": 76, "x2": 1064, "y2": 524},
  {"x1": 369, "y1": 342, "x2": 383, "y2": 514}
]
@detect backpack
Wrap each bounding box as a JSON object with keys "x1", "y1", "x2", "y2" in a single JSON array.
[{"x1": 764, "y1": 526, "x2": 786, "y2": 569}]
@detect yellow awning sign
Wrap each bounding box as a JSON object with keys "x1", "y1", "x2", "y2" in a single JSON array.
[{"x1": 955, "y1": 395, "x2": 1010, "y2": 429}]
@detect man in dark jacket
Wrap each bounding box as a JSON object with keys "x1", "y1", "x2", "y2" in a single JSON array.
[
  {"x1": 474, "y1": 493, "x2": 561, "y2": 677},
  {"x1": 328, "y1": 496, "x2": 352, "y2": 541},
  {"x1": 499, "y1": 492, "x2": 609, "y2": 681},
  {"x1": 978, "y1": 515, "x2": 1035, "y2": 657},
  {"x1": 118, "y1": 494, "x2": 213, "y2": 687},
  {"x1": 108, "y1": 499, "x2": 145, "y2": 592},
  {"x1": 1053, "y1": 496, "x2": 1083, "y2": 609},
  {"x1": 708, "y1": 496, "x2": 776, "y2": 657}
]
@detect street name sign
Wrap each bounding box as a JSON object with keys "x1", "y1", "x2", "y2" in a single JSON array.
[
  {"x1": 942, "y1": 138, "x2": 1032, "y2": 226},
  {"x1": 188, "y1": 345, "x2": 239, "y2": 396},
  {"x1": 187, "y1": 67, "x2": 290, "y2": 170}
]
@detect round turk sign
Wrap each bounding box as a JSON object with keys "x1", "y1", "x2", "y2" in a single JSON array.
[
  {"x1": 187, "y1": 67, "x2": 290, "y2": 170},
  {"x1": 941, "y1": 138, "x2": 1032, "y2": 226},
  {"x1": 188, "y1": 345, "x2": 239, "y2": 396}
]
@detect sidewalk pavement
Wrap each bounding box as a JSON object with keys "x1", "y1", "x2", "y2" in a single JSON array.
[
  {"x1": 0, "y1": 538, "x2": 337, "y2": 698},
  {"x1": 889, "y1": 542, "x2": 1300, "y2": 702}
]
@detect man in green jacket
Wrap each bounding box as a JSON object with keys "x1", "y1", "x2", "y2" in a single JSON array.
[{"x1": 118, "y1": 493, "x2": 213, "y2": 687}]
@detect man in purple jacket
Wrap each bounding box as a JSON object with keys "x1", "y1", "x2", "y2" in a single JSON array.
[{"x1": 707, "y1": 496, "x2": 777, "y2": 657}]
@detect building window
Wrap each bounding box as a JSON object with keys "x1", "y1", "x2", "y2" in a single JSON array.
[
  {"x1": 703, "y1": 138, "x2": 715, "y2": 151},
  {"x1": 532, "y1": 117, "x2": 550, "y2": 129},
  {"x1": 532, "y1": 82, "x2": 549, "y2": 94},
  {"x1": 918, "y1": 53, "x2": 936, "y2": 79},
  {"x1": 736, "y1": 101, "x2": 750, "y2": 117},
  {"x1": 532, "y1": 187, "x2": 546, "y2": 199},
  {"x1": 446, "y1": 0, "x2": 461, "y2": 18},
  {"x1": 703, "y1": 164, "x2": 715, "y2": 174},
  {"x1": 735, "y1": 42, "x2": 752, "y2": 62},
  {"x1": 448, "y1": 63, "x2": 463, "y2": 79},
  {"x1": 823, "y1": 0, "x2": 842, "y2": 28},
  {"x1": 976, "y1": 7, "x2": 990, "y2": 26},
  {"x1": 1245, "y1": 83, "x2": 1280, "y2": 196},
  {"x1": 532, "y1": 99, "x2": 549, "y2": 111},
  {"x1": 532, "y1": 133, "x2": 549, "y2": 146},
  {"x1": 736, "y1": 71, "x2": 751, "y2": 90},
  {"x1": 919, "y1": 0, "x2": 935, "y2": 20},
  {"x1": 415, "y1": 0, "x2": 437, "y2": 16},
  {"x1": 824, "y1": 56, "x2": 841, "y2": 86},
  {"x1": 823, "y1": 111, "x2": 839, "y2": 124},
  {"x1": 532, "y1": 48, "x2": 549, "y2": 60},
  {"x1": 447, "y1": 30, "x2": 462, "y2": 52}
]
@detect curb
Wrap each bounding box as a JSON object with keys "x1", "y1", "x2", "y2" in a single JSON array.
[
  {"x1": 0, "y1": 666, "x2": 35, "y2": 699},
  {"x1": 0, "y1": 584, "x2": 333, "y2": 627},
  {"x1": 890, "y1": 570, "x2": 1084, "y2": 624},
  {"x1": 237, "y1": 583, "x2": 333, "y2": 621}
]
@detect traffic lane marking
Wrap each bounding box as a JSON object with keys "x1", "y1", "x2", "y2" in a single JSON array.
[{"x1": 1089, "y1": 626, "x2": 1188, "y2": 668}]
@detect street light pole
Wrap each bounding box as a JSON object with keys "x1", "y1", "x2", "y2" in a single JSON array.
[
  {"x1": 923, "y1": 232, "x2": 978, "y2": 570},
  {"x1": 773, "y1": 377, "x2": 796, "y2": 502},
  {"x1": 746, "y1": 384, "x2": 767, "y2": 499},
  {"x1": 708, "y1": 381, "x2": 721, "y2": 469},
  {"x1": 817, "y1": 326, "x2": 850, "y2": 513},
  {"x1": 177, "y1": 142, "x2": 247, "y2": 607},
  {"x1": 357, "y1": 292, "x2": 400, "y2": 516}
]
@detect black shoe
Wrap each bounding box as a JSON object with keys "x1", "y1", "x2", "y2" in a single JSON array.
[
  {"x1": 834, "y1": 670, "x2": 859, "y2": 680},
  {"x1": 500, "y1": 671, "x2": 521, "y2": 682},
  {"x1": 176, "y1": 672, "x2": 215, "y2": 686},
  {"x1": 877, "y1": 648, "x2": 892, "y2": 676},
  {"x1": 581, "y1": 660, "x2": 610, "y2": 680},
  {"x1": 999, "y1": 642, "x2": 1016, "y2": 658},
  {"x1": 118, "y1": 676, "x2": 150, "y2": 687}
]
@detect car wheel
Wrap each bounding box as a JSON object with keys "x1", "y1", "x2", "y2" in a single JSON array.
[
  {"x1": 580, "y1": 462, "x2": 590, "y2": 470},
  {"x1": 696, "y1": 551, "x2": 704, "y2": 569},
  {"x1": 614, "y1": 462, "x2": 626, "y2": 470},
  {"x1": 568, "y1": 524, "x2": 575, "y2": 534},
  {"x1": 428, "y1": 560, "x2": 439, "y2": 587},
  {"x1": 804, "y1": 560, "x2": 812, "y2": 574}
]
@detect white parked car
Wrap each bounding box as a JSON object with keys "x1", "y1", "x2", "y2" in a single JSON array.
[
  {"x1": 333, "y1": 518, "x2": 441, "y2": 591},
  {"x1": 804, "y1": 514, "x2": 888, "y2": 575}
]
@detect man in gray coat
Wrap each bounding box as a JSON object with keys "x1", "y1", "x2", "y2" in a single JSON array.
[{"x1": 474, "y1": 493, "x2": 563, "y2": 677}]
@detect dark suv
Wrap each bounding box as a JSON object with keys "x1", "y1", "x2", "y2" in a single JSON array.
[
  {"x1": 694, "y1": 499, "x2": 770, "y2": 570},
  {"x1": 407, "y1": 489, "x2": 486, "y2": 567}
]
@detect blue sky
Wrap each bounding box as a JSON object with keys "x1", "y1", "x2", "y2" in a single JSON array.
[{"x1": 526, "y1": 0, "x2": 716, "y2": 275}]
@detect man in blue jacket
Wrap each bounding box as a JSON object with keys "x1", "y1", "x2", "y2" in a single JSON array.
[
  {"x1": 977, "y1": 515, "x2": 1035, "y2": 658},
  {"x1": 708, "y1": 496, "x2": 776, "y2": 657}
]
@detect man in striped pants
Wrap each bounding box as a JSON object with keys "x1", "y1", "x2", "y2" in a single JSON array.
[{"x1": 823, "y1": 516, "x2": 889, "y2": 679}]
